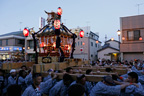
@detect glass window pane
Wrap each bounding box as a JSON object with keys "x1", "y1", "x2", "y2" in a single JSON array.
[
  {"x1": 134, "y1": 30, "x2": 140, "y2": 40},
  {"x1": 128, "y1": 31, "x2": 133, "y2": 40},
  {"x1": 91, "y1": 42, "x2": 93, "y2": 46}
]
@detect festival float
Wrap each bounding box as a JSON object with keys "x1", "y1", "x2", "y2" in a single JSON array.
[{"x1": 30, "y1": 7, "x2": 86, "y2": 72}]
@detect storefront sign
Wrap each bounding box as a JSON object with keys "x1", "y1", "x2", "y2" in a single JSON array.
[
  {"x1": 0, "y1": 47, "x2": 10, "y2": 51},
  {"x1": 13, "y1": 47, "x2": 22, "y2": 51}
]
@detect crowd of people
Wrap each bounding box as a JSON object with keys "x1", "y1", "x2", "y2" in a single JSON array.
[{"x1": 0, "y1": 59, "x2": 144, "y2": 96}]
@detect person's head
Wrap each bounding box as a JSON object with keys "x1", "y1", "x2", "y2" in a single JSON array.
[
  {"x1": 105, "y1": 68, "x2": 112, "y2": 72},
  {"x1": 127, "y1": 72, "x2": 138, "y2": 83},
  {"x1": 103, "y1": 76, "x2": 114, "y2": 86},
  {"x1": 48, "y1": 68, "x2": 54, "y2": 73},
  {"x1": 68, "y1": 84, "x2": 85, "y2": 96},
  {"x1": 7, "y1": 84, "x2": 22, "y2": 96},
  {"x1": 32, "y1": 73, "x2": 42, "y2": 86},
  {"x1": 86, "y1": 69, "x2": 93, "y2": 75},
  {"x1": 0, "y1": 69, "x2": 4, "y2": 76},
  {"x1": 21, "y1": 65, "x2": 27, "y2": 70},
  {"x1": 63, "y1": 74, "x2": 73, "y2": 86},
  {"x1": 10, "y1": 69, "x2": 16, "y2": 77},
  {"x1": 19, "y1": 70, "x2": 27, "y2": 78},
  {"x1": 77, "y1": 74, "x2": 86, "y2": 85},
  {"x1": 66, "y1": 67, "x2": 73, "y2": 74}
]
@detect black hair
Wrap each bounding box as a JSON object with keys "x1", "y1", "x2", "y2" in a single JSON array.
[
  {"x1": 63, "y1": 74, "x2": 73, "y2": 82},
  {"x1": 21, "y1": 65, "x2": 27, "y2": 69},
  {"x1": 103, "y1": 76, "x2": 114, "y2": 85},
  {"x1": 68, "y1": 84, "x2": 85, "y2": 96},
  {"x1": 66, "y1": 67, "x2": 73, "y2": 73},
  {"x1": 32, "y1": 73, "x2": 42, "y2": 79},
  {"x1": 128, "y1": 72, "x2": 138, "y2": 83},
  {"x1": 77, "y1": 74, "x2": 85, "y2": 81},
  {"x1": 19, "y1": 70, "x2": 26, "y2": 78},
  {"x1": 7, "y1": 84, "x2": 22, "y2": 96},
  {"x1": 112, "y1": 74, "x2": 118, "y2": 80},
  {"x1": 105, "y1": 68, "x2": 112, "y2": 72},
  {"x1": 86, "y1": 69, "x2": 92, "y2": 74},
  {"x1": 0, "y1": 69, "x2": 5, "y2": 75}
]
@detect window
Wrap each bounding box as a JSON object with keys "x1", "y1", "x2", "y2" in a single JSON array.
[
  {"x1": 18, "y1": 39, "x2": 24, "y2": 45},
  {"x1": 0, "y1": 40, "x2": 2, "y2": 46},
  {"x1": 78, "y1": 42, "x2": 79, "y2": 46},
  {"x1": 81, "y1": 41, "x2": 82, "y2": 45},
  {"x1": 29, "y1": 40, "x2": 34, "y2": 49},
  {"x1": 127, "y1": 30, "x2": 140, "y2": 40},
  {"x1": 91, "y1": 42, "x2": 93, "y2": 46},
  {"x1": 6, "y1": 39, "x2": 8, "y2": 46},
  {"x1": 91, "y1": 54, "x2": 93, "y2": 57},
  {"x1": 95, "y1": 44, "x2": 97, "y2": 47}
]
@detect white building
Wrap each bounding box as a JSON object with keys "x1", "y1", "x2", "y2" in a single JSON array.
[
  {"x1": 71, "y1": 26, "x2": 101, "y2": 61},
  {"x1": 98, "y1": 39, "x2": 120, "y2": 61}
]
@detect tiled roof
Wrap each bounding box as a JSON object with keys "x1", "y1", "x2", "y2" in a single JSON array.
[{"x1": 0, "y1": 31, "x2": 24, "y2": 37}]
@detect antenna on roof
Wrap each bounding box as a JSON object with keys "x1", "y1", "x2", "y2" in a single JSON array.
[
  {"x1": 19, "y1": 22, "x2": 22, "y2": 31},
  {"x1": 105, "y1": 34, "x2": 107, "y2": 42},
  {"x1": 86, "y1": 21, "x2": 90, "y2": 36},
  {"x1": 136, "y1": 3, "x2": 144, "y2": 15}
]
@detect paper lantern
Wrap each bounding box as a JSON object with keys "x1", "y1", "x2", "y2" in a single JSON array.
[
  {"x1": 54, "y1": 20, "x2": 60, "y2": 29},
  {"x1": 57, "y1": 7, "x2": 62, "y2": 15},
  {"x1": 23, "y1": 28, "x2": 29, "y2": 37},
  {"x1": 79, "y1": 30, "x2": 84, "y2": 38}
]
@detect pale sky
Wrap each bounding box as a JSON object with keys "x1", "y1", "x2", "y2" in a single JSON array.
[{"x1": 0, "y1": 0, "x2": 144, "y2": 44}]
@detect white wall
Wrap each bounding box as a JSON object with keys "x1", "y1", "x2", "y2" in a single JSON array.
[
  {"x1": 98, "y1": 48, "x2": 119, "y2": 60},
  {"x1": 90, "y1": 39, "x2": 101, "y2": 61},
  {"x1": 107, "y1": 41, "x2": 119, "y2": 49}
]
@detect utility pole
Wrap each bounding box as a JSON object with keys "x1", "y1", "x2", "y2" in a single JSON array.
[
  {"x1": 19, "y1": 22, "x2": 22, "y2": 31},
  {"x1": 105, "y1": 35, "x2": 107, "y2": 42}
]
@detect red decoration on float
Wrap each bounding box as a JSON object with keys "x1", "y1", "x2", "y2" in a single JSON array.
[
  {"x1": 53, "y1": 42, "x2": 56, "y2": 48},
  {"x1": 23, "y1": 28, "x2": 29, "y2": 37},
  {"x1": 54, "y1": 20, "x2": 61, "y2": 29},
  {"x1": 40, "y1": 42, "x2": 45, "y2": 47},
  {"x1": 64, "y1": 45, "x2": 69, "y2": 50}
]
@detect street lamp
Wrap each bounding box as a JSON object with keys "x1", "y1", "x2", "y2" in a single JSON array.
[
  {"x1": 111, "y1": 38, "x2": 114, "y2": 41},
  {"x1": 117, "y1": 30, "x2": 121, "y2": 61}
]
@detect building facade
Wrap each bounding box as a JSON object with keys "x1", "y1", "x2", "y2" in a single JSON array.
[
  {"x1": 71, "y1": 26, "x2": 101, "y2": 61},
  {"x1": 120, "y1": 15, "x2": 144, "y2": 61},
  {"x1": 98, "y1": 40, "x2": 120, "y2": 61},
  {"x1": 0, "y1": 31, "x2": 25, "y2": 60}
]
